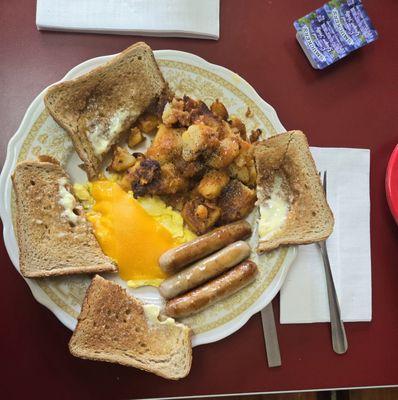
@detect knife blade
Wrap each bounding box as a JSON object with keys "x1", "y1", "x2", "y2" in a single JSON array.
[{"x1": 260, "y1": 301, "x2": 282, "y2": 368}]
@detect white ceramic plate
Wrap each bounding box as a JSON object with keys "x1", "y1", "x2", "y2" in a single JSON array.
[{"x1": 0, "y1": 49, "x2": 296, "y2": 347}]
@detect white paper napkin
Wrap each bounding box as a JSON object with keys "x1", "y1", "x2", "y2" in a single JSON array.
[
  {"x1": 36, "y1": 0, "x2": 220, "y2": 39},
  {"x1": 280, "y1": 147, "x2": 371, "y2": 323}
]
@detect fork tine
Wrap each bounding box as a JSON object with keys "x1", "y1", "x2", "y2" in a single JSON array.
[{"x1": 323, "y1": 170, "x2": 327, "y2": 196}]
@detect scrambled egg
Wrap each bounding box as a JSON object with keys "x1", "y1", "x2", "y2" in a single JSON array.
[
  {"x1": 74, "y1": 180, "x2": 195, "y2": 288},
  {"x1": 136, "y1": 196, "x2": 195, "y2": 244}
]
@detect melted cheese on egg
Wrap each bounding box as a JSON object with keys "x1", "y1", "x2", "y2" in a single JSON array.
[
  {"x1": 86, "y1": 180, "x2": 181, "y2": 282},
  {"x1": 258, "y1": 174, "x2": 289, "y2": 240}
]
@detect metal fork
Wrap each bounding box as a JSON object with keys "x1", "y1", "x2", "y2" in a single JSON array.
[{"x1": 318, "y1": 171, "x2": 348, "y2": 354}]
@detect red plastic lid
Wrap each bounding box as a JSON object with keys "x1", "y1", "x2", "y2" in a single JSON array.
[{"x1": 386, "y1": 144, "x2": 398, "y2": 225}]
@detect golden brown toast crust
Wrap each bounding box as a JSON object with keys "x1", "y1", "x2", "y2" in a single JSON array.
[
  {"x1": 12, "y1": 158, "x2": 117, "y2": 277},
  {"x1": 255, "y1": 131, "x2": 334, "y2": 252},
  {"x1": 69, "y1": 275, "x2": 192, "y2": 380},
  {"x1": 44, "y1": 42, "x2": 166, "y2": 180}
]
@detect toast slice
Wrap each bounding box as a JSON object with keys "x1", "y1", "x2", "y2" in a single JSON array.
[
  {"x1": 12, "y1": 157, "x2": 117, "y2": 278},
  {"x1": 44, "y1": 42, "x2": 166, "y2": 179},
  {"x1": 69, "y1": 275, "x2": 192, "y2": 380},
  {"x1": 254, "y1": 131, "x2": 334, "y2": 252}
]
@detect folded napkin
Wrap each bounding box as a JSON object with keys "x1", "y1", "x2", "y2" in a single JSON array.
[
  {"x1": 280, "y1": 147, "x2": 371, "y2": 323},
  {"x1": 36, "y1": 0, "x2": 220, "y2": 39}
]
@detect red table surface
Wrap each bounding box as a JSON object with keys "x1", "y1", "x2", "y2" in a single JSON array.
[{"x1": 1, "y1": 1, "x2": 398, "y2": 399}]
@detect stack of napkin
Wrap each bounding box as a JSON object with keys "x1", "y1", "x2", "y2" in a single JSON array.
[
  {"x1": 36, "y1": 0, "x2": 220, "y2": 39},
  {"x1": 280, "y1": 147, "x2": 371, "y2": 323}
]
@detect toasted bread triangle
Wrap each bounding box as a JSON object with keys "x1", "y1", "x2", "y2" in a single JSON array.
[
  {"x1": 44, "y1": 42, "x2": 166, "y2": 179},
  {"x1": 12, "y1": 158, "x2": 117, "y2": 277},
  {"x1": 69, "y1": 275, "x2": 192, "y2": 380},
  {"x1": 254, "y1": 131, "x2": 334, "y2": 252}
]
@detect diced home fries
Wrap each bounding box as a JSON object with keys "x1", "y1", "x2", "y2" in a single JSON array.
[{"x1": 109, "y1": 96, "x2": 262, "y2": 234}]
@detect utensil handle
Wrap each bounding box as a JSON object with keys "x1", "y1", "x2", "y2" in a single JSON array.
[
  {"x1": 318, "y1": 241, "x2": 348, "y2": 354},
  {"x1": 261, "y1": 301, "x2": 282, "y2": 367}
]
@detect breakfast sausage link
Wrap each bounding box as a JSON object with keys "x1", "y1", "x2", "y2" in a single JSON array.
[
  {"x1": 159, "y1": 241, "x2": 251, "y2": 300},
  {"x1": 159, "y1": 220, "x2": 252, "y2": 274},
  {"x1": 164, "y1": 260, "x2": 258, "y2": 318}
]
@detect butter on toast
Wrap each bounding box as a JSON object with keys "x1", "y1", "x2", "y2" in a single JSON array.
[
  {"x1": 69, "y1": 275, "x2": 192, "y2": 380},
  {"x1": 44, "y1": 42, "x2": 166, "y2": 180},
  {"x1": 254, "y1": 131, "x2": 334, "y2": 253},
  {"x1": 11, "y1": 157, "x2": 117, "y2": 278}
]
